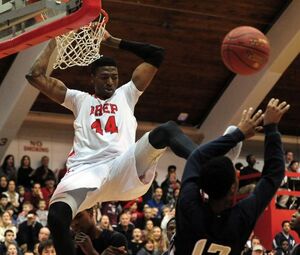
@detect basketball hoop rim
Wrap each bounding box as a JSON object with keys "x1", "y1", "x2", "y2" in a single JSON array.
[{"x1": 100, "y1": 9, "x2": 109, "y2": 24}]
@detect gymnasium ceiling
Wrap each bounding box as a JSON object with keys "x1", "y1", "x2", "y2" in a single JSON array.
[{"x1": 1, "y1": 0, "x2": 300, "y2": 137}]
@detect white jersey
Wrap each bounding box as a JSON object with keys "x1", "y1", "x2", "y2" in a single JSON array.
[{"x1": 62, "y1": 80, "x2": 142, "y2": 169}]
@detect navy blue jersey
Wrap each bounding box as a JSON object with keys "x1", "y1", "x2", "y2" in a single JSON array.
[{"x1": 175, "y1": 125, "x2": 285, "y2": 255}]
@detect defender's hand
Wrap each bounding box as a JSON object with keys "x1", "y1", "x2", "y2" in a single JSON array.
[
  {"x1": 263, "y1": 98, "x2": 290, "y2": 125},
  {"x1": 237, "y1": 107, "x2": 264, "y2": 139}
]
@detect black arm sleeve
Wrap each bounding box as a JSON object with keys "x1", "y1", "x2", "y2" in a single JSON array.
[{"x1": 119, "y1": 40, "x2": 165, "y2": 68}]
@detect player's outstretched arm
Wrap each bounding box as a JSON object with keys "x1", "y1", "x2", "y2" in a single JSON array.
[
  {"x1": 25, "y1": 39, "x2": 67, "y2": 104},
  {"x1": 102, "y1": 30, "x2": 165, "y2": 91}
]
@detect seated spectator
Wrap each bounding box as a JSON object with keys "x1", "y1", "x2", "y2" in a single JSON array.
[
  {"x1": 17, "y1": 201, "x2": 33, "y2": 226},
  {"x1": 6, "y1": 242, "x2": 20, "y2": 255},
  {"x1": 98, "y1": 215, "x2": 113, "y2": 231},
  {"x1": 56, "y1": 163, "x2": 67, "y2": 184},
  {"x1": 17, "y1": 155, "x2": 34, "y2": 191},
  {"x1": 0, "y1": 229, "x2": 18, "y2": 254},
  {"x1": 273, "y1": 220, "x2": 295, "y2": 252},
  {"x1": 71, "y1": 208, "x2": 128, "y2": 255},
  {"x1": 34, "y1": 227, "x2": 51, "y2": 254},
  {"x1": 161, "y1": 171, "x2": 180, "y2": 205},
  {"x1": 31, "y1": 156, "x2": 56, "y2": 187},
  {"x1": 287, "y1": 160, "x2": 300, "y2": 209},
  {"x1": 115, "y1": 212, "x2": 135, "y2": 244},
  {"x1": 0, "y1": 211, "x2": 17, "y2": 242},
  {"x1": 238, "y1": 154, "x2": 260, "y2": 195},
  {"x1": 100, "y1": 201, "x2": 121, "y2": 229},
  {"x1": 17, "y1": 186, "x2": 25, "y2": 211},
  {"x1": 137, "y1": 238, "x2": 159, "y2": 255},
  {"x1": 3, "y1": 180, "x2": 19, "y2": 213},
  {"x1": 275, "y1": 239, "x2": 290, "y2": 255},
  {"x1": 38, "y1": 239, "x2": 56, "y2": 255},
  {"x1": 136, "y1": 206, "x2": 160, "y2": 230},
  {"x1": 243, "y1": 236, "x2": 261, "y2": 255},
  {"x1": 152, "y1": 226, "x2": 167, "y2": 254},
  {"x1": 285, "y1": 150, "x2": 294, "y2": 169},
  {"x1": 0, "y1": 176, "x2": 8, "y2": 193},
  {"x1": 129, "y1": 228, "x2": 143, "y2": 255},
  {"x1": 17, "y1": 210, "x2": 43, "y2": 253},
  {"x1": 143, "y1": 172, "x2": 159, "y2": 205},
  {"x1": 41, "y1": 176, "x2": 56, "y2": 209},
  {"x1": 142, "y1": 220, "x2": 154, "y2": 241},
  {"x1": 147, "y1": 188, "x2": 165, "y2": 221},
  {"x1": 0, "y1": 193, "x2": 12, "y2": 216},
  {"x1": 36, "y1": 200, "x2": 48, "y2": 227},
  {"x1": 24, "y1": 182, "x2": 44, "y2": 209},
  {"x1": 123, "y1": 199, "x2": 143, "y2": 227},
  {"x1": 0, "y1": 155, "x2": 17, "y2": 182},
  {"x1": 251, "y1": 244, "x2": 264, "y2": 255}
]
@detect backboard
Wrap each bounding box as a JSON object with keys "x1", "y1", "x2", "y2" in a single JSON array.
[{"x1": 0, "y1": 0, "x2": 102, "y2": 58}]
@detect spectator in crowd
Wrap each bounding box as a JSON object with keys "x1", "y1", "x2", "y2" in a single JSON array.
[
  {"x1": 17, "y1": 186, "x2": 25, "y2": 211},
  {"x1": 147, "y1": 188, "x2": 165, "y2": 221},
  {"x1": 17, "y1": 201, "x2": 33, "y2": 226},
  {"x1": 41, "y1": 176, "x2": 56, "y2": 209},
  {"x1": 143, "y1": 172, "x2": 159, "y2": 205},
  {"x1": 101, "y1": 202, "x2": 121, "y2": 229},
  {"x1": 162, "y1": 217, "x2": 176, "y2": 255},
  {"x1": 115, "y1": 212, "x2": 135, "y2": 244},
  {"x1": 238, "y1": 154, "x2": 261, "y2": 195},
  {"x1": 0, "y1": 194, "x2": 12, "y2": 216},
  {"x1": 36, "y1": 200, "x2": 48, "y2": 227},
  {"x1": 285, "y1": 150, "x2": 294, "y2": 169},
  {"x1": 123, "y1": 199, "x2": 143, "y2": 227},
  {"x1": 242, "y1": 235, "x2": 261, "y2": 255},
  {"x1": 251, "y1": 244, "x2": 264, "y2": 255},
  {"x1": 6, "y1": 243, "x2": 20, "y2": 255},
  {"x1": 0, "y1": 229, "x2": 18, "y2": 254},
  {"x1": 161, "y1": 171, "x2": 180, "y2": 205},
  {"x1": 3, "y1": 180, "x2": 20, "y2": 213},
  {"x1": 136, "y1": 206, "x2": 159, "y2": 230},
  {"x1": 273, "y1": 220, "x2": 295, "y2": 252},
  {"x1": 71, "y1": 208, "x2": 128, "y2": 255},
  {"x1": 137, "y1": 238, "x2": 159, "y2": 255},
  {"x1": 98, "y1": 215, "x2": 113, "y2": 231},
  {"x1": 128, "y1": 228, "x2": 143, "y2": 255},
  {"x1": 17, "y1": 210, "x2": 43, "y2": 252},
  {"x1": 24, "y1": 252, "x2": 34, "y2": 255},
  {"x1": 17, "y1": 155, "x2": 34, "y2": 191},
  {"x1": 32, "y1": 156, "x2": 56, "y2": 187},
  {"x1": 275, "y1": 239, "x2": 290, "y2": 255},
  {"x1": 0, "y1": 155, "x2": 17, "y2": 181},
  {"x1": 287, "y1": 160, "x2": 300, "y2": 209},
  {"x1": 160, "y1": 166, "x2": 178, "y2": 189},
  {"x1": 0, "y1": 176, "x2": 8, "y2": 193},
  {"x1": 34, "y1": 227, "x2": 51, "y2": 254},
  {"x1": 24, "y1": 182, "x2": 44, "y2": 209},
  {"x1": 142, "y1": 220, "x2": 154, "y2": 240},
  {"x1": 38, "y1": 239, "x2": 56, "y2": 255},
  {"x1": 152, "y1": 226, "x2": 167, "y2": 254},
  {"x1": 0, "y1": 211, "x2": 17, "y2": 242},
  {"x1": 56, "y1": 163, "x2": 67, "y2": 184}
]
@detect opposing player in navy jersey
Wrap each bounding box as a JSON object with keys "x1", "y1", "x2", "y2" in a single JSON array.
[
  {"x1": 175, "y1": 98, "x2": 290, "y2": 255},
  {"x1": 26, "y1": 30, "x2": 197, "y2": 255}
]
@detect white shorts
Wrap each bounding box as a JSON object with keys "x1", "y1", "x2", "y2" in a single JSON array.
[{"x1": 50, "y1": 133, "x2": 165, "y2": 216}]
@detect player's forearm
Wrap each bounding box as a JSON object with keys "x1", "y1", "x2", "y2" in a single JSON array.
[
  {"x1": 104, "y1": 35, "x2": 165, "y2": 68},
  {"x1": 26, "y1": 40, "x2": 56, "y2": 87}
]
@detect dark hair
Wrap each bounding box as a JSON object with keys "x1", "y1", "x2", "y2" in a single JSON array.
[
  {"x1": 288, "y1": 160, "x2": 299, "y2": 168},
  {"x1": 168, "y1": 165, "x2": 177, "y2": 172},
  {"x1": 1, "y1": 154, "x2": 14, "y2": 172},
  {"x1": 91, "y1": 56, "x2": 117, "y2": 74},
  {"x1": 235, "y1": 162, "x2": 244, "y2": 171},
  {"x1": 110, "y1": 231, "x2": 128, "y2": 249},
  {"x1": 246, "y1": 154, "x2": 254, "y2": 163},
  {"x1": 38, "y1": 239, "x2": 55, "y2": 254},
  {"x1": 4, "y1": 229, "x2": 14, "y2": 236},
  {"x1": 200, "y1": 156, "x2": 236, "y2": 200},
  {"x1": 281, "y1": 220, "x2": 290, "y2": 228},
  {"x1": 20, "y1": 155, "x2": 31, "y2": 168},
  {"x1": 285, "y1": 150, "x2": 293, "y2": 155}
]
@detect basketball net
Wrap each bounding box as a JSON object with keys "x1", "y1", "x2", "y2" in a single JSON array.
[{"x1": 53, "y1": 10, "x2": 108, "y2": 69}]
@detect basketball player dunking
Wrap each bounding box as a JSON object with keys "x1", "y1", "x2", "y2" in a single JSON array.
[
  {"x1": 26, "y1": 30, "x2": 197, "y2": 255},
  {"x1": 175, "y1": 99, "x2": 289, "y2": 255}
]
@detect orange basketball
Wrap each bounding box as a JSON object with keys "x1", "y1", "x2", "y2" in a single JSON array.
[{"x1": 221, "y1": 26, "x2": 270, "y2": 75}]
